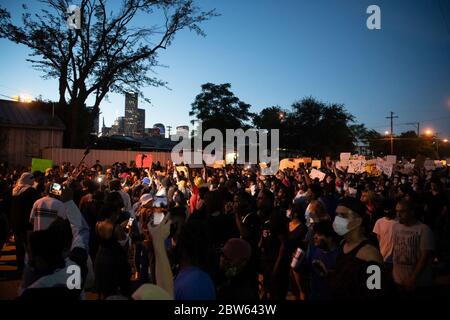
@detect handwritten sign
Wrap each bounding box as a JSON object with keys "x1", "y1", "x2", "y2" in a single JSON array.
[
  {"x1": 348, "y1": 160, "x2": 365, "y2": 174},
  {"x1": 309, "y1": 169, "x2": 326, "y2": 182},
  {"x1": 340, "y1": 153, "x2": 351, "y2": 167},
  {"x1": 376, "y1": 158, "x2": 393, "y2": 177},
  {"x1": 386, "y1": 155, "x2": 397, "y2": 165}
]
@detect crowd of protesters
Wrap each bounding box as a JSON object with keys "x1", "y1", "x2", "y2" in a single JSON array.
[{"x1": 0, "y1": 157, "x2": 449, "y2": 300}]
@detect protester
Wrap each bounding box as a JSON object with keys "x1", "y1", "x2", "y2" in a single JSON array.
[
  {"x1": 10, "y1": 173, "x2": 39, "y2": 274},
  {"x1": 392, "y1": 198, "x2": 435, "y2": 297}
]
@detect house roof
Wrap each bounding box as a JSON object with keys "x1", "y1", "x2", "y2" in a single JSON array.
[{"x1": 0, "y1": 99, "x2": 65, "y2": 130}]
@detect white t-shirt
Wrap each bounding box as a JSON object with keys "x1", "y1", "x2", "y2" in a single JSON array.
[
  {"x1": 30, "y1": 196, "x2": 68, "y2": 231},
  {"x1": 372, "y1": 217, "x2": 397, "y2": 261},
  {"x1": 392, "y1": 221, "x2": 435, "y2": 287}
]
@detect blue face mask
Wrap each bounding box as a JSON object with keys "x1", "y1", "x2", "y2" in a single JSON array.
[{"x1": 305, "y1": 208, "x2": 314, "y2": 227}]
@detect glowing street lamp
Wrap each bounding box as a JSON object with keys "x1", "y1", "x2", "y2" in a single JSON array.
[
  {"x1": 443, "y1": 139, "x2": 449, "y2": 143},
  {"x1": 384, "y1": 131, "x2": 389, "y2": 136},
  {"x1": 425, "y1": 129, "x2": 433, "y2": 136}
]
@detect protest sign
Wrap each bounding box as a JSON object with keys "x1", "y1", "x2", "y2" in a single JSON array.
[
  {"x1": 348, "y1": 160, "x2": 365, "y2": 174},
  {"x1": 213, "y1": 160, "x2": 225, "y2": 169},
  {"x1": 311, "y1": 160, "x2": 322, "y2": 168},
  {"x1": 386, "y1": 155, "x2": 397, "y2": 165},
  {"x1": 135, "y1": 154, "x2": 152, "y2": 168},
  {"x1": 31, "y1": 158, "x2": 53, "y2": 173},
  {"x1": 340, "y1": 153, "x2": 351, "y2": 167},
  {"x1": 423, "y1": 160, "x2": 436, "y2": 171},
  {"x1": 376, "y1": 158, "x2": 393, "y2": 177},
  {"x1": 176, "y1": 166, "x2": 189, "y2": 178},
  {"x1": 279, "y1": 159, "x2": 297, "y2": 170},
  {"x1": 309, "y1": 168, "x2": 326, "y2": 182}
]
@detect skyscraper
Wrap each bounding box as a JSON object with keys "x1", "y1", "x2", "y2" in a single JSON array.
[{"x1": 124, "y1": 92, "x2": 145, "y2": 136}]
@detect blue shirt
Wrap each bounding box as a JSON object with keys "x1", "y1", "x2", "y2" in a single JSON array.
[{"x1": 174, "y1": 266, "x2": 216, "y2": 300}]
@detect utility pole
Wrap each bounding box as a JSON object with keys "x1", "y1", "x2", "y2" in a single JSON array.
[
  {"x1": 386, "y1": 111, "x2": 398, "y2": 154},
  {"x1": 167, "y1": 125, "x2": 172, "y2": 139},
  {"x1": 405, "y1": 122, "x2": 420, "y2": 136}
]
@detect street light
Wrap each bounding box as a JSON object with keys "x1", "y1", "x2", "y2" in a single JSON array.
[
  {"x1": 443, "y1": 139, "x2": 449, "y2": 143},
  {"x1": 425, "y1": 129, "x2": 433, "y2": 136},
  {"x1": 384, "y1": 131, "x2": 389, "y2": 136}
]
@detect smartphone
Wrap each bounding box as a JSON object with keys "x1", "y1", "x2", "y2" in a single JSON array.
[
  {"x1": 126, "y1": 217, "x2": 134, "y2": 230},
  {"x1": 49, "y1": 183, "x2": 62, "y2": 196}
]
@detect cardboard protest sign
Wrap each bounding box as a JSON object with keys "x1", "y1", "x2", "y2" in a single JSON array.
[
  {"x1": 279, "y1": 159, "x2": 297, "y2": 171},
  {"x1": 347, "y1": 160, "x2": 365, "y2": 174},
  {"x1": 340, "y1": 153, "x2": 351, "y2": 167},
  {"x1": 135, "y1": 154, "x2": 153, "y2": 168},
  {"x1": 176, "y1": 166, "x2": 189, "y2": 178},
  {"x1": 213, "y1": 160, "x2": 225, "y2": 169},
  {"x1": 364, "y1": 160, "x2": 380, "y2": 176},
  {"x1": 31, "y1": 158, "x2": 53, "y2": 173},
  {"x1": 311, "y1": 160, "x2": 322, "y2": 168},
  {"x1": 376, "y1": 158, "x2": 393, "y2": 177},
  {"x1": 309, "y1": 168, "x2": 326, "y2": 182},
  {"x1": 423, "y1": 160, "x2": 436, "y2": 171},
  {"x1": 386, "y1": 155, "x2": 397, "y2": 165}
]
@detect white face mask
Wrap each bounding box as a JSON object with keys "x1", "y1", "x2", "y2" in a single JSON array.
[
  {"x1": 333, "y1": 216, "x2": 351, "y2": 236},
  {"x1": 305, "y1": 205, "x2": 314, "y2": 227},
  {"x1": 286, "y1": 209, "x2": 292, "y2": 219}
]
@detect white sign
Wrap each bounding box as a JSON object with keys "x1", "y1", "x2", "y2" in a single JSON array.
[
  {"x1": 376, "y1": 158, "x2": 393, "y2": 177},
  {"x1": 386, "y1": 155, "x2": 397, "y2": 165},
  {"x1": 340, "y1": 153, "x2": 351, "y2": 167},
  {"x1": 309, "y1": 169, "x2": 326, "y2": 182},
  {"x1": 348, "y1": 160, "x2": 366, "y2": 174},
  {"x1": 424, "y1": 160, "x2": 436, "y2": 171}
]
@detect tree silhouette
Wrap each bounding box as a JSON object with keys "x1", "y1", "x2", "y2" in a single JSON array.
[
  {"x1": 0, "y1": 0, "x2": 217, "y2": 146},
  {"x1": 189, "y1": 83, "x2": 254, "y2": 134}
]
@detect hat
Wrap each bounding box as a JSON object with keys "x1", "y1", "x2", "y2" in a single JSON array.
[
  {"x1": 132, "y1": 284, "x2": 173, "y2": 300},
  {"x1": 139, "y1": 193, "x2": 153, "y2": 206},
  {"x1": 17, "y1": 172, "x2": 35, "y2": 186},
  {"x1": 222, "y1": 238, "x2": 251, "y2": 266},
  {"x1": 338, "y1": 197, "x2": 365, "y2": 217}
]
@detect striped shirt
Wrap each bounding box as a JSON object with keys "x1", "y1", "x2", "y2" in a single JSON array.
[{"x1": 30, "y1": 196, "x2": 68, "y2": 231}]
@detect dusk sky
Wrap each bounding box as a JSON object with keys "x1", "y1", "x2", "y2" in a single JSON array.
[{"x1": 0, "y1": 0, "x2": 449, "y2": 138}]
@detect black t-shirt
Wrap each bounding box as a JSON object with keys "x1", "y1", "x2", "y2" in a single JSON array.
[{"x1": 259, "y1": 209, "x2": 288, "y2": 264}]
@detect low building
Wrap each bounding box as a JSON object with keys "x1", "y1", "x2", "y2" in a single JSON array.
[{"x1": 0, "y1": 99, "x2": 65, "y2": 167}]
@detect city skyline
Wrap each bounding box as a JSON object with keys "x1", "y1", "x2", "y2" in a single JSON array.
[{"x1": 0, "y1": 0, "x2": 449, "y2": 138}]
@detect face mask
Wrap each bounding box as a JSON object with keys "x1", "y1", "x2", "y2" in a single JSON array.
[
  {"x1": 401, "y1": 179, "x2": 406, "y2": 184},
  {"x1": 333, "y1": 216, "x2": 351, "y2": 236},
  {"x1": 286, "y1": 209, "x2": 292, "y2": 219},
  {"x1": 305, "y1": 208, "x2": 314, "y2": 227}
]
